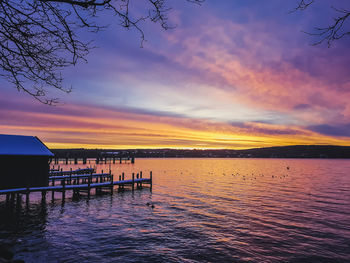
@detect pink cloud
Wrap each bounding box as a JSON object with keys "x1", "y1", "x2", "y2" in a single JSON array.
[{"x1": 150, "y1": 14, "x2": 350, "y2": 125}]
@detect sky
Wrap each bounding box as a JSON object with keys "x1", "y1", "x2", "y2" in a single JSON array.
[{"x1": 1, "y1": 0, "x2": 350, "y2": 149}]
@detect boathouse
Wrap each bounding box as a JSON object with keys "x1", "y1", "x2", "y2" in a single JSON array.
[{"x1": 0, "y1": 134, "x2": 54, "y2": 190}]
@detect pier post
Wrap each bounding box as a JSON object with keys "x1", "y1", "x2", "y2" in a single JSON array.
[
  {"x1": 62, "y1": 178, "x2": 66, "y2": 200},
  {"x1": 113, "y1": 157, "x2": 115, "y2": 164},
  {"x1": 16, "y1": 193, "x2": 21, "y2": 209},
  {"x1": 131, "y1": 157, "x2": 135, "y2": 164},
  {"x1": 74, "y1": 158, "x2": 78, "y2": 164},
  {"x1": 10, "y1": 193, "x2": 15, "y2": 206},
  {"x1": 65, "y1": 158, "x2": 68, "y2": 165},
  {"x1": 70, "y1": 168, "x2": 72, "y2": 184},
  {"x1": 42, "y1": 191, "x2": 46, "y2": 202},
  {"x1": 122, "y1": 172, "x2": 125, "y2": 189},
  {"x1": 110, "y1": 174, "x2": 114, "y2": 194},
  {"x1": 140, "y1": 171, "x2": 142, "y2": 188},
  {"x1": 132, "y1": 173, "x2": 135, "y2": 191},
  {"x1": 150, "y1": 171, "x2": 153, "y2": 189},
  {"x1": 73, "y1": 189, "x2": 79, "y2": 199},
  {"x1": 88, "y1": 172, "x2": 92, "y2": 199},
  {"x1": 26, "y1": 187, "x2": 30, "y2": 207},
  {"x1": 136, "y1": 173, "x2": 139, "y2": 189}
]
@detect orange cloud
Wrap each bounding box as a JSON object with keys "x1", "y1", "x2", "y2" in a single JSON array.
[{"x1": 0, "y1": 102, "x2": 349, "y2": 149}]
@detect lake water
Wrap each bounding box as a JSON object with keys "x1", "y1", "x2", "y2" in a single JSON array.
[{"x1": 1, "y1": 158, "x2": 350, "y2": 263}]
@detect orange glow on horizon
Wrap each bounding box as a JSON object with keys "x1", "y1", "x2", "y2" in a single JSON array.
[{"x1": 1, "y1": 104, "x2": 349, "y2": 149}]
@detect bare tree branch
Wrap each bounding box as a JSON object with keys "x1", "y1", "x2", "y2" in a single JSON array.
[
  {"x1": 0, "y1": 0, "x2": 204, "y2": 104},
  {"x1": 293, "y1": 0, "x2": 350, "y2": 47},
  {"x1": 290, "y1": 0, "x2": 314, "y2": 13}
]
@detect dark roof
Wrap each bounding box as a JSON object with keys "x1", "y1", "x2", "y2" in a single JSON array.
[{"x1": 0, "y1": 134, "x2": 54, "y2": 156}]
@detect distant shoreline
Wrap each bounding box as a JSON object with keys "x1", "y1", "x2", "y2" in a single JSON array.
[{"x1": 50, "y1": 145, "x2": 350, "y2": 159}]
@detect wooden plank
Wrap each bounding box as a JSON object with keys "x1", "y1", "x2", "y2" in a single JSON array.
[
  {"x1": 49, "y1": 173, "x2": 110, "y2": 180},
  {"x1": 0, "y1": 178, "x2": 151, "y2": 194}
]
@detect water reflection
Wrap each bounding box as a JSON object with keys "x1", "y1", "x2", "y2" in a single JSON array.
[
  {"x1": 0, "y1": 198, "x2": 48, "y2": 258},
  {"x1": 0, "y1": 159, "x2": 350, "y2": 263}
]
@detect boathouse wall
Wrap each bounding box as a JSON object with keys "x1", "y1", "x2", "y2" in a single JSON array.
[{"x1": 0, "y1": 155, "x2": 50, "y2": 190}]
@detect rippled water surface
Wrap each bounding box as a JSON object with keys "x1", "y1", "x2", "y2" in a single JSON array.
[{"x1": 1, "y1": 158, "x2": 350, "y2": 263}]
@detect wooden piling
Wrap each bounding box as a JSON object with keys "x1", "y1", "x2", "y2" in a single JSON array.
[
  {"x1": 16, "y1": 193, "x2": 21, "y2": 208},
  {"x1": 10, "y1": 193, "x2": 15, "y2": 205},
  {"x1": 136, "y1": 173, "x2": 139, "y2": 188},
  {"x1": 132, "y1": 173, "x2": 135, "y2": 191},
  {"x1": 62, "y1": 178, "x2": 66, "y2": 200},
  {"x1": 110, "y1": 174, "x2": 114, "y2": 194},
  {"x1": 26, "y1": 187, "x2": 30, "y2": 206},
  {"x1": 122, "y1": 172, "x2": 125, "y2": 189},
  {"x1": 139, "y1": 171, "x2": 142, "y2": 188},
  {"x1": 42, "y1": 191, "x2": 46, "y2": 201},
  {"x1": 70, "y1": 168, "x2": 72, "y2": 185},
  {"x1": 87, "y1": 172, "x2": 92, "y2": 198}
]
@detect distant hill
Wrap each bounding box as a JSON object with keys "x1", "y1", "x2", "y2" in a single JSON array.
[{"x1": 51, "y1": 145, "x2": 350, "y2": 158}]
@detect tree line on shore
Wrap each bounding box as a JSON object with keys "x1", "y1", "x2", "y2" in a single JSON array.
[{"x1": 51, "y1": 145, "x2": 350, "y2": 159}]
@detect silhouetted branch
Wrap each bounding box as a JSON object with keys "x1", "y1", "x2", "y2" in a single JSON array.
[
  {"x1": 293, "y1": 0, "x2": 350, "y2": 47},
  {"x1": 0, "y1": 0, "x2": 204, "y2": 104},
  {"x1": 290, "y1": 0, "x2": 314, "y2": 13}
]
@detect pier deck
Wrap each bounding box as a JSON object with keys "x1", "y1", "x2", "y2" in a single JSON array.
[
  {"x1": 0, "y1": 171, "x2": 153, "y2": 203},
  {"x1": 0, "y1": 178, "x2": 151, "y2": 194}
]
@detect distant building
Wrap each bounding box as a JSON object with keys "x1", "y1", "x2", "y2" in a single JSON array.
[{"x1": 0, "y1": 134, "x2": 53, "y2": 190}]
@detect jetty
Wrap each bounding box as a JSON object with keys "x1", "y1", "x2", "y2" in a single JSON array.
[
  {"x1": 51, "y1": 156, "x2": 135, "y2": 165},
  {"x1": 49, "y1": 167, "x2": 95, "y2": 176},
  {"x1": 0, "y1": 134, "x2": 144, "y2": 206},
  {"x1": 0, "y1": 170, "x2": 153, "y2": 204}
]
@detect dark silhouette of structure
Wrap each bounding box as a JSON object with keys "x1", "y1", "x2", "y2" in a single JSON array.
[{"x1": 0, "y1": 134, "x2": 53, "y2": 190}]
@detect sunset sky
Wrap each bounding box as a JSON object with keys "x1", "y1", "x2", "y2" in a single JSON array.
[{"x1": 1, "y1": 0, "x2": 350, "y2": 149}]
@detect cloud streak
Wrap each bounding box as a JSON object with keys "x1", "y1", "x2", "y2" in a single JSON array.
[{"x1": 1, "y1": 95, "x2": 349, "y2": 149}]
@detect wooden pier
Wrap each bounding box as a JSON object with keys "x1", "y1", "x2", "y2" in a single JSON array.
[
  {"x1": 51, "y1": 156, "x2": 135, "y2": 165},
  {"x1": 0, "y1": 170, "x2": 152, "y2": 204},
  {"x1": 49, "y1": 167, "x2": 95, "y2": 176}
]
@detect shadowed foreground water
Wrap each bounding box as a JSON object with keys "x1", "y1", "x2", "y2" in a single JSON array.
[{"x1": 1, "y1": 158, "x2": 350, "y2": 263}]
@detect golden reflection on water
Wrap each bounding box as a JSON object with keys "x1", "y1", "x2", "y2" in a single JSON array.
[{"x1": 3, "y1": 158, "x2": 349, "y2": 263}]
